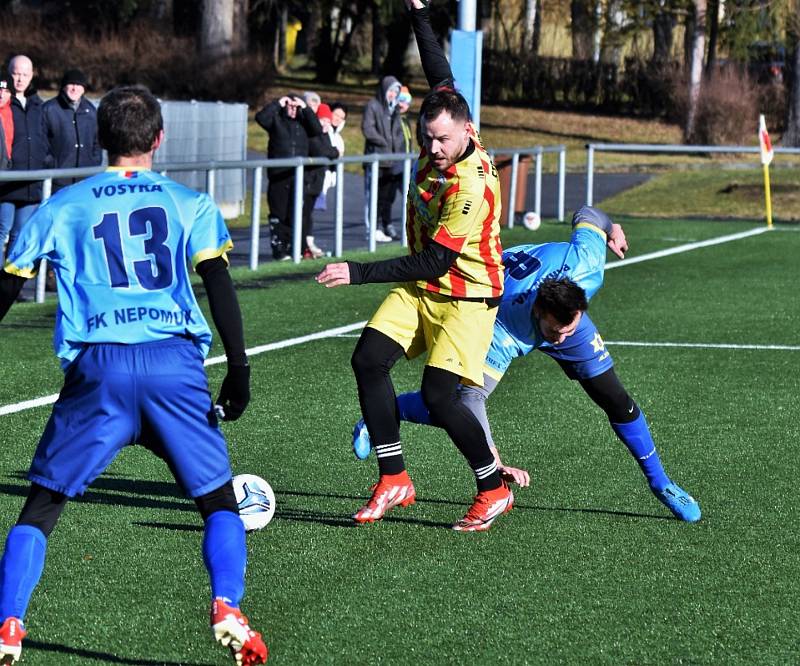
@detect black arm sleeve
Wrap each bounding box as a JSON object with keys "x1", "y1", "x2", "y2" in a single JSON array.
[
  {"x1": 409, "y1": 6, "x2": 454, "y2": 89},
  {"x1": 0, "y1": 271, "x2": 26, "y2": 322},
  {"x1": 196, "y1": 257, "x2": 247, "y2": 366},
  {"x1": 347, "y1": 241, "x2": 458, "y2": 285}
]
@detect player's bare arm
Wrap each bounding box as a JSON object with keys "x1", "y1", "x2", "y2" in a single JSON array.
[
  {"x1": 493, "y1": 446, "x2": 531, "y2": 488},
  {"x1": 316, "y1": 262, "x2": 351, "y2": 288},
  {"x1": 607, "y1": 223, "x2": 628, "y2": 259}
]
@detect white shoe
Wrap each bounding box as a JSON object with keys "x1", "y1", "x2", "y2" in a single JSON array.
[
  {"x1": 374, "y1": 229, "x2": 393, "y2": 243},
  {"x1": 305, "y1": 236, "x2": 325, "y2": 258}
]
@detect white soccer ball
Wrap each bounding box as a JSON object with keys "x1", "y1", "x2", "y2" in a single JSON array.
[
  {"x1": 232, "y1": 473, "x2": 276, "y2": 532},
  {"x1": 522, "y1": 211, "x2": 541, "y2": 231}
]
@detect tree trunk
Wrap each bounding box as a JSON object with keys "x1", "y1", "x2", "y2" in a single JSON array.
[
  {"x1": 784, "y1": 10, "x2": 800, "y2": 146},
  {"x1": 523, "y1": 0, "x2": 538, "y2": 55},
  {"x1": 570, "y1": 0, "x2": 595, "y2": 60},
  {"x1": 684, "y1": 0, "x2": 707, "y2": 142},
  {"x1": 651, "y1": 4, "x2": 675, "y2": 66},
  {"x1": 600, "y1": 0, "x2": 624, "y2": 66},
  {"x1": 151, "y1": 0, "x2": 174, "y2": 29},
  {"x1": 705, "y1": 0, "x2": 719, "y2": 77},
  {"x1": 382, "y1": 8, "x2": 411, "y2": 78},
  {"x1": 201, "y1": 0, "x2": 234, "y2": 58},
  {"x1": 370, "y1": 1, "x2": 383, "y2": 75},
  {"x1": 232, "y1": 0, "x2": 249, "y2": 53}
]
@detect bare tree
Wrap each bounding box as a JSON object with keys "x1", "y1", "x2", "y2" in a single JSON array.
[
  {"x1": 704, "y1": 0, "x2": 719, "y2": 76},
  {"x1": 523, "y1": 0, "x2": 540, "y2": 55},
  {"x1": 201, "y1": 0, "x2": 235, "y2": 57},
  {"x1": 571, "y1": 0, "x2": 595, "y2": 60},
  {"x1": 684, "y1": 0, "x2": 706, "y2": 141},
  {"x1": 784, "y1": 3, "x2": 800, "y2": 145},
  {"x1": 651, "y1": 0, "x2": 676, "y2": 67}
]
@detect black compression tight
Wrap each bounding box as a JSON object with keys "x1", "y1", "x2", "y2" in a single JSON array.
[
  {"x1": 351, "y1": 327, "x2": 406, "y2": 446},
  {"x1": 578, "y1": 368, "x2": 640, "y2": 423},
  {"x1": 421, "y1": 365, "x2": 495, "y2": 469}
]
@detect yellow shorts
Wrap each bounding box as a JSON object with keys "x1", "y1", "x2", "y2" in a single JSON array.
[{"x1": 367, "y1": 283, "x2": 497, "y2": 386}]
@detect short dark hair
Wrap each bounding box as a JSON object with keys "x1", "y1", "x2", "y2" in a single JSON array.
[
  {"x1": 97, "y1": 86, "x2": 163, "y2": 160},
  {"x1": 534, "y1": 278, "x2": 588, "y2": 325},
  {"x1": 330, "y1": 101, "x2": 348, "y2": 115},
  {"x1": 419, "y1": 87, "x2": 470, "y2": 126}
]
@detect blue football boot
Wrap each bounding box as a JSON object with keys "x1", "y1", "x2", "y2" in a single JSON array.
[
  {"x1": 652, "y1": 482, "x2": 701, "y2": 522},
  {"x1": 352, "y1": 418, "x2": 372, "y2": 460}
]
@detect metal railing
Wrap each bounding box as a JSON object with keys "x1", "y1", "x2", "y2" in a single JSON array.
[
  {"x1": 489, "y1": 145, "x2": 567, "y2": 227},
  {"x1": 585, "y1": 142, "x2": 800, "y2": 206},
  {"x1": 0, "y1": 144, "x2": 568, "y2": 302}
]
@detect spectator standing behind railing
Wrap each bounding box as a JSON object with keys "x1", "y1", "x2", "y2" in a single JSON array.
[
  {"x1": 362, "y1": 75, "x2": 403, "y2": 242},
  {"x1": 255, "y1": 93, "x2": 322, "y2": 261},
  {"x1": 0, "y1": 74, "x2": 11, "y2": 172},
  {"x1": 319, "y1": 102, "x2": 347, "y2": 208},
  {"x1": 384, "y1": 86, "x2": 413, "y2": 231},
  {"x1": 303, "y1": 103, "x2": 341, "y2": 259},
  {"x1": 0, "y1": 72, "x2": 11, "y2": 262},
  {"x1": 0, "y1": 55, "x2": 51, "y2": 258},
  {"x1": 43, "y1": 69, "x2": 102, "y2": 192}
]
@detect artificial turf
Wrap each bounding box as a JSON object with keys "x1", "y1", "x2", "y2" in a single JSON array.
[{"x1": 0, "y1": 217, "x2": 797, "y2": 664}]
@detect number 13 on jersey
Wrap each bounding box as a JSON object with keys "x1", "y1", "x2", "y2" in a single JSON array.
[{"x1": 93, "y1": 206, "x2": 174, "y2": 291}]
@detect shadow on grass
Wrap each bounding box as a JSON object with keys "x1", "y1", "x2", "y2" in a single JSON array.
[
  {"x1": 274, "y1": 488, "x2": 671, "y2": 525},
  {"x1": 132, "y1": 521, "x2": 202, "y2": 532},
  {"x1": 0, "y1": 473, "x2": 194, "y2": 514},
  {"x1": 25, "y1": 638, "x2": 215, "y2": 666},
  {"x1": 0, "y1": 474, "x2": 672, "y2": 525}
]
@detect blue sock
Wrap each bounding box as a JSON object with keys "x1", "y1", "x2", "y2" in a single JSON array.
[
  {"x1": 202, "y1": 510, "x2": 246, "y2": 607},
  {"x1": 0, "y1": 525, "x2": 47, "y2": 622},
  {"x1": 611, "y1": 412, "x2": 670, "y2": 491},
  {"x1": 397, "y1": 391, "x2": 431, "y2": 425}
]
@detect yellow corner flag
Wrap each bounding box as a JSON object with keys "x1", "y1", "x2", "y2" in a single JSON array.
[{"x1": 758, "y1": 114, "x2": 773, "y2": 228}]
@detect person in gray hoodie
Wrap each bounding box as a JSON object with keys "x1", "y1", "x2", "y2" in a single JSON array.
[{"x1": 361, "y1": 75, "x2": 404, "y2": 241}]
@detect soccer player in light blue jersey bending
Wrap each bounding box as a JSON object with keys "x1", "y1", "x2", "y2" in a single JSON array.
[
  {"x1": 353, "y1": 206, "x2": 701, "y2": 523},
  {"x1": 0, "y1": 87, "x2": 267, "y2": 665}
]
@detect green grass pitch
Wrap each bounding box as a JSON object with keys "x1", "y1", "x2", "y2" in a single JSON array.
[{"x1": 0, "y1": 217, "x2": 797, "y2": 664}]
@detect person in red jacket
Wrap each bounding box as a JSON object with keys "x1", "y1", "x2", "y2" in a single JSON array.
[{"x1": 0, "y1": 71, "x2": 14, "y2": 258}]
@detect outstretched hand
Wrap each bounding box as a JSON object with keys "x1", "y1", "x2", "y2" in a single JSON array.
[
  {"x1": 215, "y1": 364, "x2": 250, "y2": 421},
  {"x1": 316, "y1": 262, "x2": 351, "y2": 288},
  {"x1": 499, "y1": 464, "x2": 531, "y2": 488},
  {"x1": 607, "y1": 223, "x2": 628, "y2": 259}
]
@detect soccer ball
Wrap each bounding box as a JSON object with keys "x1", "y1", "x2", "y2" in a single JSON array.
[
  {"x1": 522, "y1": 211, "x2": 541, "y2": 231},
  {"x1": 232, "y1": 473, "x2": 276, "y2": 531}
]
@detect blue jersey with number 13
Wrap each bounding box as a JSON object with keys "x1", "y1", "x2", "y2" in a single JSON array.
[{"x1": 4, "y1": 167, "x2": 233, "y2": 367}]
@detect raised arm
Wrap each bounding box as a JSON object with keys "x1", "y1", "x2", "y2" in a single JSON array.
[{"x1": 405, "y1": 0, "x2": 454, "y2": 90}]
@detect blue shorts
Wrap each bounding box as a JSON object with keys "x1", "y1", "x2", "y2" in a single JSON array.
[
  {"x1": 485, "y1": 312, "x2": 613, "y2": 381},
  {"x1": 30, "y1": 337, "x2": 231, "y2": 498}
]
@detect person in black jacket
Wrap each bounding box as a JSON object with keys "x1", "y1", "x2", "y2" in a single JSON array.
[
  {"x1": 0, "y1": 55, "x2": 51, "y2": 254},
  {"x1": 361, "y1": 75, "x2": 404, "y2": 242},
  {"x1": 302, "y1": 103, "x2": 341, "y2": 258},
  {"x1": 43, "y1": 68, "x2": 102, "y2": 192},
  {"x1": 255, "y1": 93, "x2": 322, "y2": 260}
]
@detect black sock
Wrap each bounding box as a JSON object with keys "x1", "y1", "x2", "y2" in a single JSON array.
[{"x1": 421, "y1": 366, "x2": 501, "y2": 492}]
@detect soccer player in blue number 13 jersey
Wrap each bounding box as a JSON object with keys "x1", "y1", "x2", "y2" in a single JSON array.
[
  {"x1": 353, "y1": 206, "x2": 701, "y2": 523},
  {"x1": 0, "y1": 87, "x2": 268, "y2": 665}
]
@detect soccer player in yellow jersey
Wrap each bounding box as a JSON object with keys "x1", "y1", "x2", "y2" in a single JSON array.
[{"x1": 316, "y1": 0, "x2": 512, "y2": 531}]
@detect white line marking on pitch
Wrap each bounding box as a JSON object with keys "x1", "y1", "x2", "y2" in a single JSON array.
[
  {"x1": 607, "y1": 340, "x2": 800, "y2": 351},
  {"x1": 0, "y1": 226, "x2": 779, "y2": 416}
]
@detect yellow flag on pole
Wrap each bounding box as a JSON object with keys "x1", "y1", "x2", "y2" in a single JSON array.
[
  {"x1": 759, "y1": 114, "x2": 774, "y2": 166},
  {"x1": 758, "y1": 114, "x2": 773, "y2": 228}
]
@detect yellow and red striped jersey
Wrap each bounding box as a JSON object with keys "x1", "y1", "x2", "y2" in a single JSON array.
[{"x1": 406, "y1": 124, "x2": 504, "y2": 298}]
